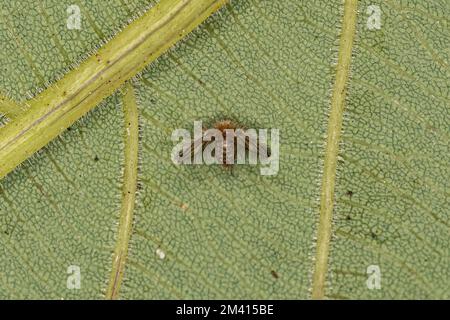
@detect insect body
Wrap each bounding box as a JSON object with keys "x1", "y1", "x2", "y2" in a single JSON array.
[{"x1": 177, "y1": 119, "x2": 270, "y2": 168}]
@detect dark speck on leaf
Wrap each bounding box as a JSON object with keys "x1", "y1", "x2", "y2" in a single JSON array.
[
  {"x1": 346, "y1": 190, "x2": 354, "y2": 197},
  {"x1": 271, "y1": 270, "x2": 279, "y2": 279},
  {"x1": 94, "y1": 155, "x2": 99, "y2": 162}
]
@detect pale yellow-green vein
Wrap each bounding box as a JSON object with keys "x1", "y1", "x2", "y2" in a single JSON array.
[
  {"x1": 106, "y1": 83, "x2": 139, "y2": 299},
  {"x1": 311, "y1": 0, "x2": 358, "y2": 299}
]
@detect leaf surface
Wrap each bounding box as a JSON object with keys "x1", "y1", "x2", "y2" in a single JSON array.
[{"x1": 0, "y1": 0, "x2": 448, "y2": 299}]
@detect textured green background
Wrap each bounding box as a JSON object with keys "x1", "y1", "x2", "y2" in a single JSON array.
[{"x1": 0, "y1": 0, "x2": 448, "y2": 299}]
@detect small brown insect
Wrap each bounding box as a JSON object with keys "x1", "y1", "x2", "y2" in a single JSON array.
[
  {"x1": 179, "y1": 119, "x2": 270, "y2": 168},
  {"x1": 209, "y1": 120, "x2": 239, "y2": 168}
]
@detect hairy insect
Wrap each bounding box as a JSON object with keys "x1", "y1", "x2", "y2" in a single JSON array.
[{"x1": 179, "y1": 119, "x2": 270, "y2": 168}]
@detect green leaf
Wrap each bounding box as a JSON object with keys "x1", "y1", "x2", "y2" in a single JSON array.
[{"x1": 0, "y1": 0, "x2": 448, "y2": 299}]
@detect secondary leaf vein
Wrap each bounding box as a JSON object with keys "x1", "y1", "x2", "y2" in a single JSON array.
[{"x1": 310, "y1": 0, "x2": 358, "y2": 299}]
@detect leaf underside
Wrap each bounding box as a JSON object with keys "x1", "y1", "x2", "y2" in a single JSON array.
[{"x1": 0, "y1": 0, "x2": 449, "y2": 299}]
